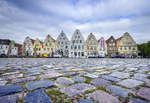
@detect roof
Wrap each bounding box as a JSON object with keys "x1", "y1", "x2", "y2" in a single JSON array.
[
  {"x1": 116, "y1": 37, "x2": 122, "y2": 42},
  {"x1": 106, "y1": 36, "x2": 115, "y2": 43},
  {"x1": 0, "y1": 39, "x2": 11, "y2": 45},
  {"x1": 15, "y1": 43, "x2": 22, "y2": 47},
  {"x1": 46, "y1": 34, "x2": 56, "y2": 42},
  {"x1": 31, "y1": 39, "x2": 35, "y2": 44}
]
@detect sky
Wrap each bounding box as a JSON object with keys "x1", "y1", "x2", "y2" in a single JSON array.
[{"x1": 0, "y1": 0, "x2": 150, "y2": 44}]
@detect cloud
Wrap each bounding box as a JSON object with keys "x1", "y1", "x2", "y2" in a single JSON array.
[{"x1": 0, "y1": 0, "x2": 150, "y2": 44}]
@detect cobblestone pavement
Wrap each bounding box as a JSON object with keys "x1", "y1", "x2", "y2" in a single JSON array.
[{"x1": 0, "y1": 58, "x2": 150, "y2": 103}]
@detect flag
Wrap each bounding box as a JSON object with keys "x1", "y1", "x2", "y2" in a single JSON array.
[
  {"x1": 42, "y1": 43, "x2": 44, "y2": 48},
  {"x1": 103, "y1": 40, "x2": 104, "y2": 48},
  {"x1": 101, "y1": 40, "x2": 103, "y2": 48},
  {"x1": 27, "y1": 40, "x2": 29, "y2": 48}
]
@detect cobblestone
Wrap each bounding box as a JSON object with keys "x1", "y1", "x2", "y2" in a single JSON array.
[{"x1": 0, "y1": 58, "x2": 150, "y2": 102}]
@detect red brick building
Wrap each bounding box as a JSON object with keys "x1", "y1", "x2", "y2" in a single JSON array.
[
  {"x1": 15, "y1": 43, "x2": 22, "y2": 56},
  {"x1": 106, "y1": 36, "x2": 117, "y2": 56}
]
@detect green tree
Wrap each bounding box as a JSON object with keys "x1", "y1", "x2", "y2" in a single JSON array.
[{"x1": 138, "y1": 41, "x2": 150, "y2": 57}]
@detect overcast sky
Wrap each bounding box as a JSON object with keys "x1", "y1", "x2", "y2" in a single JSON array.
[{"x1": 0, "y1": 0, "x2": 150, "y2": 44}]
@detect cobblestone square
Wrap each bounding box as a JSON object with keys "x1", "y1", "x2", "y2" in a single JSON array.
[{"x1": 0, "y1": 58, "x2": 150, "y2": 103}]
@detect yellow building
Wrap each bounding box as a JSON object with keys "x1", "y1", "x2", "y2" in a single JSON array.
[
  {"x1": 118, "y1": 32, "x2": 138, "y2": 56},
  {"x1": 85, "y1": 33, "x2": 98, "y2": 57},
  {"x1": 32, "y1": 38, "x2": 42, "y2": 57},
  {"x1": 41, "y1": 34, "x2": 55, "y2": 57}
]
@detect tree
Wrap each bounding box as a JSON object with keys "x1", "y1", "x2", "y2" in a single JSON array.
[{"x1": 138, "y1": 41, "x2": 150, "y2": 57}]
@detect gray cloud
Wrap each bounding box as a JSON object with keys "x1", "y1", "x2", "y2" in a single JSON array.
[{"x1": 0, "y1": 0, "x2": 150, "y2": 44}]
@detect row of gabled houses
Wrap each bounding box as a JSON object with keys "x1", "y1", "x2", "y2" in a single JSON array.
[
  {"x1": 0, "y1": 29, "x2": 138, "y2": 58},
  {"x1": 22, "y1": 29, "x2": 138, "y2": 58}
]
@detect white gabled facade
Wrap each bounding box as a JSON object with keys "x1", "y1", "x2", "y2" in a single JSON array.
[
  {"x1": 56, "y1": 31, "x2": 69, "y2": 57},
  {"x1": 98, "y1": 37, "x2": 107, "y2": 57},
  {"x1": 10, "y1": 46, "x2": 18, "y2": 56},
  {"x1": 69, "y1": 29, "x2": 85, "y2": 58},
  {"x1": 0, "y1": 44, "x2": 10, "y2": 55},
  {"x1": 0, "y1": 39, "x2": 11, "y2": 55}
]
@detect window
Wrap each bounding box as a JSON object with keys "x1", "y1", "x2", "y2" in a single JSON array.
[
  {"x1": 75, "y1": 45, "x2": 77, "y2": 49},
  {"x1": 71, "y1": 45, "x2": 73, "y2": 49},
  {"x1": 78, "y1": 45, "x2": 80, "y2": 49},
  {"x1": 76, "y1": 40, "x2": 78, "y2": 43},
  {"x1": 124, "y1": 47, "x2": 126, "y2": 50},
  {"x1": 80, "y1": 40, "x2": 82, "y2": 43},
  {"x1": 133, "y1": 48, "x2": 135, "y2": 50},
  {"x1": 129, "y1": 46, "x2": 131, "y2": 50},
  {"x1": 120, "y1": 47, "x2": 122, "y2": 50},
  {"x1": 82, "y1": 45, "x2": 84, "y2": 49},
  {"x1": 74, "y1": 52, "x2": 77, "y2": 56},
  {"x1": 78, "y1": 36, "x2": 80, "y2": 38},
  {"x1": 78, "y1": 52, "x2": 80, "y2": 56},
  {"x1": 73, "y1": 40, "x2": 75, "y2": 43},
  {"x1": 81, "y1": 52, "x2": 84, "y2": 56}
]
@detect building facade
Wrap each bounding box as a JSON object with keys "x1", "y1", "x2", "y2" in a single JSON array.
[
  {"x1": 10, "y1": 47, "x2": 18, "y2": 56},
  {"x1": 56, "y1": 31, "x2": 69, "y2": 57},
  {"x1": 0, "y1": 39, "x2": 19, "y2": 56},
  {"x1": 42, "y1": 35, "x2": 55, "y2": 57},
  {"x1": 106, "y1": 36, "x2": 117, "y2": 56},
  {"x1": 69, "y1": 29, "x2": 85, "y2": 58},
  {"x1": 85, "y1": 33, "x2": 98, "y2": 57},
  {"x1": 15, "y1": 43, "x2": 23, "y2": 56},
  {"x1": 23, "y1": 36, "x2": 35, "y2": 56},
  {"x1": 0, "y1": 39, "x2": 11, "y2": 56},
  {"x1": 118, "y1": 32, "x2": 138, "y2": 56},
  {"x1": 97, "y1": 37, "x2": 107, "y2": 57},
  {"x1": 32, "y1": 38, "x2": 42, "y2": 57}
]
